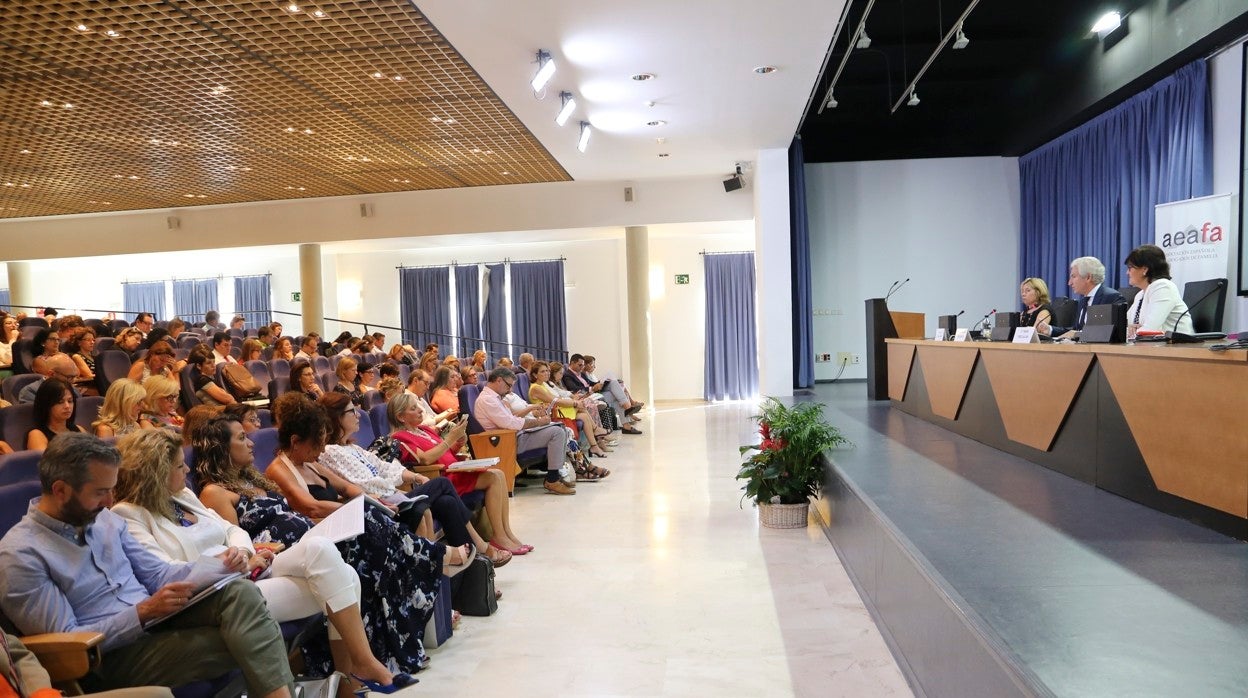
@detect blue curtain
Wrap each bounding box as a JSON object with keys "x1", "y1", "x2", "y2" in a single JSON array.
[
  {"x1": 0, "y1": 288, "x2": 9, "y2": 313},
  {"x1": 233, "y1": 276, "x2": 272, "y2": 327},
  {"x1": 173, "y1": 279, "x2": 219, "y2": 321},
  {"x1": 122, "y1": 281, "x2": 167, "y2": 322},
  {"x1": 455, "y1": 265, "x2": 481, "y2": 359},
  {"x1": 510, "y1": 261, "x2": 567, "y2": 363},
  {"x1": 398, "y1": 267, "x2": 452, "y2": 351},
  {"x1": 1020, "y1": 59, "x2": 1212, "y2": 294},
  {"x1": 481, "y1": 263, "x2": 509, "y2": 361},
  {"x1": 704, "y1": 253, "x2": 758, "y2": 401},
  {"x1": 789, "y1": 137, "x2": 814, "y2": 389}
]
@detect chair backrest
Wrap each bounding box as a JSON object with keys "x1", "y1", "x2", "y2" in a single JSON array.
[
  {"x1": 397, "y1": 364, "x2": 410, "y2": 385},
  {"x1": 312, "y1": 356, "x2": 331, "y2": 375},
  {"x1": 361, "y1": 389, "x2": 385, "y2": 411},
  {"x1": 256, "y1": 408, "x2": 273, "y2": 429},
  {"x1": 250, "y1": 428, "x2": 280, "y2": 472},
  {"x1": 84, "y1": 318, "x2": 112, "y2": 337},
  {"x1": 458, "y1": 384, "x2": 486, "y2": 435},
  {"x1": 0, "y1": 404, "x2": 37, "y2": 449},
  {"x1": 1048, "y1": 297, "x2": 1078, "y2": 329},
  {"x1": 18, "y1": 317, "x2": 47, "y2": 329},
  {"x1": 109, "y1": 319, "x2": 130, "y2": 332},
  {"x1": 228, "y1": 328, "x2": 244, "y2": 339},
  {"x1": 19, "y1": 326, "x2": 42, "y2": 341},
  {"x1": 0, "y1": 450, "x2": 42, "y2": 486},
  {"x1": 368, "y1": 403, "x2": 389, "y2": 442},
  {"x1": 74, "y1": 396, "x2": 104, "y2": 433},
  {"x1": 97, "y1": 350, "x2": 133, "y2": 392},
  {"x1": 269, "y1": 358, "x2": 291, "y2": 379},
  {"x1": 1117, "y1": 286, "x2": 1141, "y2": 307},
  {"x1": 1182, "y1": 278, "x2": 1228, "y2": 333},
  {"x1": 0, "y1": 481, "x2": 41, "y2": 537},
  {"x1": 320, "y1": 372, "x2": 338, "y2": 393},
  {"x1": 269, "y1": 375, "x2": 291, "y2": 401},
  {"x1": 244, "y1": 361, "x2": 273, "y2": 399},
  {"x1": 95, "y1": 336, "x2": 116, "y2": 352},
  {"x1": 178, "y1": 335, "x2": 202, "y2": 350},
  {"x1": 2, "y1": 374, "x2": 42, "y2": 404},
  {"x1": 12, "y1": 339, "x2": 34, "y2": 375},
  {"x1": 178, "y1": 363, "x2": 202, "y2": 414},
  {"x1": 355, "y1": 409, "x2": 377, "y2": 447},
  {"x1": 513, "y1": 373, "x2": 530, "y2": 401}
]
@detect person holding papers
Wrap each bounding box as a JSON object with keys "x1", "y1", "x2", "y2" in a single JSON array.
[
  {"x1": 112, "y1": 428, "x2": 400, "y2": 693},
  {"x1": 0, "y1": 433, "x2": 295, "y2": 698},
  {"x1": 192, "y1": 411, "x2": 467, "y2": 681},
  {"x1": 315, "y1": 393, "x2": 513, "y2": 566},
  {"x1": 1036, "y1": 256, "x2": 1126, "y2": 338},
  {"x1": 1123, "y1": 244, "x2": 1192, "y2": 339}
]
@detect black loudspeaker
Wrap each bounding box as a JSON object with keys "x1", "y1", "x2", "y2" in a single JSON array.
[
  {"x1": 722, "y1": 175, "x2": 744, "y2": 192},
  {"x1": 938, "y1": 314, "x2": 958, "y2": 338},
  {"x1": 1082, "y1": 304, "x2": 1126, "y2": 343},
  {"x1": 990, "y1": 312, "x2": 1020, "y2": 341}
]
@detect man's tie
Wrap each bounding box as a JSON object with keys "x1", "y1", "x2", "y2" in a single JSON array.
[{"x1": 1076, "y1": 297, "x2": 1090, "y2": 330}]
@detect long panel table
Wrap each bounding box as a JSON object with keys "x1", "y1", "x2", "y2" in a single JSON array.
[{"x1": 885, "y1": 338, "x2": 1248, "y2": 538}]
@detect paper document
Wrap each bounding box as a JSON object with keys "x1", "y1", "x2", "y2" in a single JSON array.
[
  {"x1": 144, "y1": 554, "x2": 242, "y2": 628},
  {"x1": 303, "y1": 495, "x2": 366, "y2": 543},
  {"x1": 447, "y1": 457, "x2": 500, "y2": 472}
]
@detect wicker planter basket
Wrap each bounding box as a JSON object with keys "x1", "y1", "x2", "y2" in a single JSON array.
[{"x1": 758, "y1": 501, "x2": 810, "y2": 529}]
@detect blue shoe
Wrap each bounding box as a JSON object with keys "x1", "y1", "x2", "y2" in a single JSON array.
[{"x1": 352, "y1": 673, "x2": 418, "y2": 695}]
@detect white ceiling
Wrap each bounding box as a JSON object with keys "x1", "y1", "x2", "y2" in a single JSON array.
[{"x1": 416, "y1": 0, "x2": 845, "y2": 182}]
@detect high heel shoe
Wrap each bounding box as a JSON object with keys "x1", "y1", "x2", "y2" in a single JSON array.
[{"x1": 351, "y1": 672, "x2": 418, "y2": 695}]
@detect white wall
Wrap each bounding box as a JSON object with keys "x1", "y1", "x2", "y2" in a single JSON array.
[
  {"x1": 805, "y1": 157, "x2": 1021, "y2": 381},
  {"x1": 1210, "y1": 42, "x2": 1248, "y2": 332}
]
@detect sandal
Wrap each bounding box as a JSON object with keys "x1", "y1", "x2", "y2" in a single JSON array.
[
  {"x1": 483, "y1": 544, "x2": 512, "y2": 568},
  {"x1": 590, "y1": 447, "x2": 608, "y2": 458},
  {"x1": 574, "y1": 460, "x2": 602, "y2": 481},
  {"x1": 490, "y1": 539, "x2": 529, "y2": 555}
]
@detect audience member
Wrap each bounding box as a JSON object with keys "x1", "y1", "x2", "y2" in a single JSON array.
[
  {"x1": 211, "y1": 332, "x2": 236, "y2": 366},
  {"x1": 127, "y1": 340, "x2": 177, "y2": 383},
  {"x1": 30, "y1": 328, "x2": 66, "y2": 377},
  {"x1": 65, "y1": 326, "x2": 100, "y2": 396},
  {"x1": 294, "y1": 334, "x2": 318, "y2": 363},
  {"x1": 230, "y1": 316, "x2": 246, "y2": 332},
  {"x1": 272, "y1": 336, "x2": 296, "y2": 362},
  {"x1": 404, "y1": 370, "x2": 451, "y2": 428},
  {"x1": 428, "y1": 366, "x2": 461, "y2": 418},
  {"x1": 0, "y1": 314, "x2": 18, "y2": 377},
  {"x1": 18, "y1": 354, "x2": 79, "y2": 405},
  {"x1": 0, "y1": 433, "x2": 296, "y2": 697},
  {"x1": 133, "y1": 312, "x2": 155, "y2": 339},
  {"x1": 0, "y1": 629, "x2": 173, "y2": 697},
  {"x1": 476, "y1": 367, "x2": 573, "y2": 495},
  {"x1": 530, "y1": 361, "x2": 609, "y2": 458},
  {"x1": 240, "y1": 338, "x2": 265, "y2": 363},
  {"x1": 256, "y1": 326, "x2": 273, "y2": 347},
  {"x1": 27, "y1": 378, "x2": 87, "y2": 450},
  {"x1": 332, "y1": 357, "x2": 363, "y2": 407},
  {"x1": 114, "y1": 328, "x2": 143, "y2": 360},
  {"x1": 202, "y1": 310, "x2": 221, "y2": 333},
  {"x1": 223, "y1": 403, "x2": 263, "y2": 433},
  {"x1": 291, "y1": 362, "x2": 324, "y2": 401},
  {"x1": 517, "y1": 353, "x2": 535, "y2": 373},
  {"x1": 166, "y1": 317, "x2": 186, "y2": 338},
  {"x1": 141, "y1": 375, "x2": 184, "y2": 430},
  {"x1": 94, "y1": 378, "x2": 148, "y2": 438},
  {"x1": 188, "y1": 346, "x2": 235, "y2": 408}
]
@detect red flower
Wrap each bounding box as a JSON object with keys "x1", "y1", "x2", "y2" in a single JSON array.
[{"x1": 760, "y1": 422, "x2": 772, "y2": 441}]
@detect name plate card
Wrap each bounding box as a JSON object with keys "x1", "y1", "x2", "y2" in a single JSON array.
[
  {"x1": 953, "y1": 328, "x2": 970, "y2": 342},
  {"x1": 1013, "y1": 327, "x2": 1038, "y2": 344},
  {"x1": 934, "y1": 328, "x2": 949, "y2": 341}
]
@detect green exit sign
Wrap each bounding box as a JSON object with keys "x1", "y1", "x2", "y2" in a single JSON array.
[
  {"x1": 291, "y1": 291, "x2": 301, "y2": 302},
  {"x1": 675, "y1": 274, "x2": 690, "y2": 285}
]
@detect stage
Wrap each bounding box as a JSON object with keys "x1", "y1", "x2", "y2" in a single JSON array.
[{"x1": 810, "y1": 382, "x2": 1248, "y2": 697}]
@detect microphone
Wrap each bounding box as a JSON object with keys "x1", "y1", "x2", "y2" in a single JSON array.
[
  {"x1": 883, "y1": 280, "x2": 900, "y2": 301},
  {"x1": 885, "y1": 278, "x2": 910, "y2": 302},
  {"x1": 1165, "y1": 280, "x2": 1225, "y2": 344},
  {"x1": 972, "y1": 308, "x2": 997, "y2": 332}
]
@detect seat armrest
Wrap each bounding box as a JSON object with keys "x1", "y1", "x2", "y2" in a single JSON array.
[
  {"x1": 22, "y1": 631, "x2": 105, "y2": 681},
  {"x1": 468, "y1": 430, "x2": 521, "y2": 494}
]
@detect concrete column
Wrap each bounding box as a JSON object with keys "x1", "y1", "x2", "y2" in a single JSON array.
[
  {"x1": 6, "y1": 262, "x2": 34, "y2": 314},
  {"x1": 298, "y1": 244, "x2": 324, "y2": 337},
  {"x1": 754, "y1": 148, "x2": 794, "y2": 398},
  {"x1": 624, "y1": 226, "x2": 652, "y2": 404}
]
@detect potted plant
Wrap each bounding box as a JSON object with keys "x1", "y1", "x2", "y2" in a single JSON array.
[{"x1": 737, "y1": 398, "x2": 850, "y2": 528}]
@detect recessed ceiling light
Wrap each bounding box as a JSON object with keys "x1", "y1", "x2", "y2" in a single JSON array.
[
  {"x1": 105, "y1": 29, "x2": 121, "y2": 37},
  {"x1": 302, "y1": 128, "x2": 313, "y2": 134},
  {"x1": 443, "y1": 118, "x2": 456, "y2": 124},
  {"x1": 127, "y1": 175, "x2": 140, "y2": 180},
  {"x1": 2, "y1": 183, "x2": 13, "y2": 187},
  {"x1": 753, "y1": 65, "x2": 777, "y2": 75},
  {"x1": 371, "y1": 71, "x2": 386, "y2": 79},
  {"x1": 631, "y1": 73, "x2": 656, "y2": 81},
  {"x1": 470, "y1": 148, "x2": 481, "y2": 153},
  {"x1": 311, "y1": 9, "x2": 327, "y2": 18},
  {"x1": 183, "y1": 193, "x2": 196, "y2": 198},
  {"x1": 62, "y1": 103, "x2": 73, "y2": 109},
  {"x1": 285, "y1": 127, "x2": 296, "y2": 133},
  {"x1": 18, "y1": 149, "x2": 31, "y2": 154},
  {"x1": 646, "y1": 120, "x2": 667, "y2": 127},
  {"x1": 644, "y1": 100, "x2": 656, "y2": 108},
  {"x1": 73, "y1": 23, "x2": 91, "y2": 33},
  {"x1": 360, "y1": 157, "x2": 371, "y2": 162},
  {"x1": 210, "y1": 85, "x2": 231, "y2": 95},
  {"x1": 655, "y1": 137, "x2": 666, "y2": 144},
  {"x1": 501, "y1": 171, "x2": 511, "y2": 175},
  {"x1": 484, "y1": 150, "x2": 493, "y2": 155},
  {"x1": 285, "y1": 3, "x2": 301, "y2": 13},
  {"x1": 20, "y1": 184, "x2": 30, "y2": 188},
  {"x1": 40, "y1": 100, "x2": 52, "y2": 107},
  {"x1": 391, "y1": 75, "x2": 405, "y2": 82},
  {"x1": 429, "y1": 117, "x2": 441, "y2": 123}
]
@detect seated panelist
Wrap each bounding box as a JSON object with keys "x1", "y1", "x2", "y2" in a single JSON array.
[
  {"x1": 1037, "y1": 256, "x2": 1125, "y2": 338},
  {"x1": 1123, "y1": 244, "x2": 1192, "y2": 339},
  {"x1": 1019, "y1": 278, "x2": 1052, "y2": 328}
]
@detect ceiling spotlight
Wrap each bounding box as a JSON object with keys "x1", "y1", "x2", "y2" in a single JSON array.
[
  {"x1": 210, "y1": 85, "x2": 231, "y2": 94},
  {"x1": 105, "y1": 29, "x2": 121, "y2": 38},
  {"x1": 311, "y1": 9, "x2": 327, "y2": 18},
  {"x1": 391, "y1": 75, "x2": 404, "y2": 82},
  {"x1": 631, "y1": 73, "x2": 656, "y2": 81},
  {"x1": 285, "y1": 3, "x2": 301, "y2": 13},
  {"x1": 907, "y1": 89, "x2": 920, "y2": 107},
  {"x1": 856, "y1": 28, "x2": 871, "y2": 49},
  {"x1": 753, "y1": 66, "x2": 777, "y2": 75},
  {"x1": 530, "y1": 50, "x2": 556, "y2": 92},
  {"x1": 556, "y1": 91, "x2": 576, "y2": 126},
  {"x1": 953, "y1": 26, "x2": 969, "y2": 50},
  {"x1": 577, "y1": 121, "x2": 591, "y2": 153},
  {"x1": 73, "y1": 23, "x2": 91, "y2": 33},
  {"x1": 825, "y1": 92, "x2": 838, "y2": 109},
  {"x1": 371, "y1": 71, "x2": 385, "y2": 79},
  {"x1": 1092, "y1": 11, "x2": 1122, "y2": 37}
]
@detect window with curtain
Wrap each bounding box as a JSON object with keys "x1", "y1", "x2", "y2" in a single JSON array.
[
  {"x1": 399, "y1": 267, "x2": 452, "y2": 352},
  {"x1": 234, "y1": 275, "x2": 272, "y2": 327},
  {"x1": 704, "y1": 253, "x2": 758, "y2": 401},
  {"x1": 173, "y1": 279, "x2": 220, "y2": 322},
  {"x1": 789, "y1": 137, "x2": 814, "y2": 389},
  {"x1": 121, "y1": 281, "x2": 167, "y2": 322},
  {"x1": 0, "y1": 288, "x2": 9, "y2": 313},
  {"x1": 1019, "y1": 59, "x2": 1211, "y2": 294},
  {"x1": 480, "y1": 263, "x2": 509, "y2": 361},
  {"x1": 454, "y1": 265, "x2": 481, "y2": 359},
  {"x1": 509, "y1": 260, "x2": 567, "y2": 363}
]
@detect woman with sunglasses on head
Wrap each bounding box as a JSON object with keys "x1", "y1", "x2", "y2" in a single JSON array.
[{"x1": 113, "y1": 428, "x2": 399, "y2": 697}]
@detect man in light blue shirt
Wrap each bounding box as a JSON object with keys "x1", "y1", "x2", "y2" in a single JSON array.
[{"x1": 0, "y1": 433, "x2": 294, "y2": 698}]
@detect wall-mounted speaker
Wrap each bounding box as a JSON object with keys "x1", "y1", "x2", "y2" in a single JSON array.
[
  {"x1": 359, "y1": 203, "x2": 375, "y2": 218},
  {"x1": 722, "y1": 175, "x2": 744, "y2": 193}
]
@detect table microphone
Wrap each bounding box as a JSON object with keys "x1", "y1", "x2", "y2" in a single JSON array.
[
  {"x1": 883, "y1": 279, "x2": 900, "y2": 300},
  {"x1": 972, "y1": 308, "x2": 996, "y2": 332},
  {"x1": 1165, "y1": 280, "x2": 1226, "y2": 344},
  {"x1": 885, "y1": 278, "x2": 910, "y2": 302}
]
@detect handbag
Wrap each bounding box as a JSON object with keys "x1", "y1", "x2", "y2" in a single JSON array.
[
  {"x1": 449, "y1": 556, "x2": 497, "y2": 616},
  {"x1": 221, "y1": 362, "x2": 261, "y2": 399}
]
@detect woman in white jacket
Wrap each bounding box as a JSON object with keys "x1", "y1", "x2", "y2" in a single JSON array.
[{"x1": 111, "y1": 428, "x2": 405, "y2": 694}]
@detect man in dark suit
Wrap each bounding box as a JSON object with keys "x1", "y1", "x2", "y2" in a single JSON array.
[{"x1": 1038, "y1": 256, "x2": 1126, "y2": 337}]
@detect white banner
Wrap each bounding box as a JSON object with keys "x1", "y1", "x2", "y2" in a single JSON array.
[{"x1": 1153, "y1": 194, "x2": 1234, "y2": 289}]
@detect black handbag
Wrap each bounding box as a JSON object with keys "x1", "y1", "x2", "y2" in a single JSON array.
[{"x1": 450, "y1": 556, "x2": 497, "y2": 616}]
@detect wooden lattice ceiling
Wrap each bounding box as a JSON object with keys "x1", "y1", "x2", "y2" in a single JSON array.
[{"x1": 0, "y1": 1, "x2": 571, "y2": 219}]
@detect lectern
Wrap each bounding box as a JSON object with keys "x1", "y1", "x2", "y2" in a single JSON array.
[{"x1": 866, "y1": 298, "x2": 925, "y2": 400}]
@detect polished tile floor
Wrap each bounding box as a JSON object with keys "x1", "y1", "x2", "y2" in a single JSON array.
[{"x1": 408, "y1": 401, "x2": 912, "y2": 697}]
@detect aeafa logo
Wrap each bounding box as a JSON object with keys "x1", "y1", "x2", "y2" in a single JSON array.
[{"x1": 1161, "y1": 221, "x2": 1224, "y2": 248}]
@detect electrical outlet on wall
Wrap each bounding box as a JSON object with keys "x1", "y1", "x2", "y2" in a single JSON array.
[
  {"x1": 836, "y1": 352, "x2": 853, "y2": 365},
  {"x1": 852, "y1": 354, "x2": 860, "y2": 364}
]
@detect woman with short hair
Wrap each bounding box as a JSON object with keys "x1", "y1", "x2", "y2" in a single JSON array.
[
  {"x1": 30, "y1": 328, "x2": 66, "y2": 377},
  {"x1": 1125, "y1": 244, "x2": 1193, "y2": 338},
  {"x1": 1019, "y1": 278, "x2": 1053, "y2": 328},
  {"x1": 141, "y1": 374, "x2": 184, "y2": 430},
  {"x1": 128, "y1": 340, "x2": 178, "y2": 383},
  {"x1": 240, "y1": 338, "x2": 265, "y2": 363},
  {"x1": 332, "y1": 357, "x2": 363, "y2": 407}
]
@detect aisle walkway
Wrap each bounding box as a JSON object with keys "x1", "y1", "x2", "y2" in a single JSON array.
[{"x1": 411, "y1": 401, "x2": 911, "y2": 697}]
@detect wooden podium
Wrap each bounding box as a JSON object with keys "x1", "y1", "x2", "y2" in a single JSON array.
[{"x1": 866, "y1": 298, "x2": 925, "y2": 400}]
